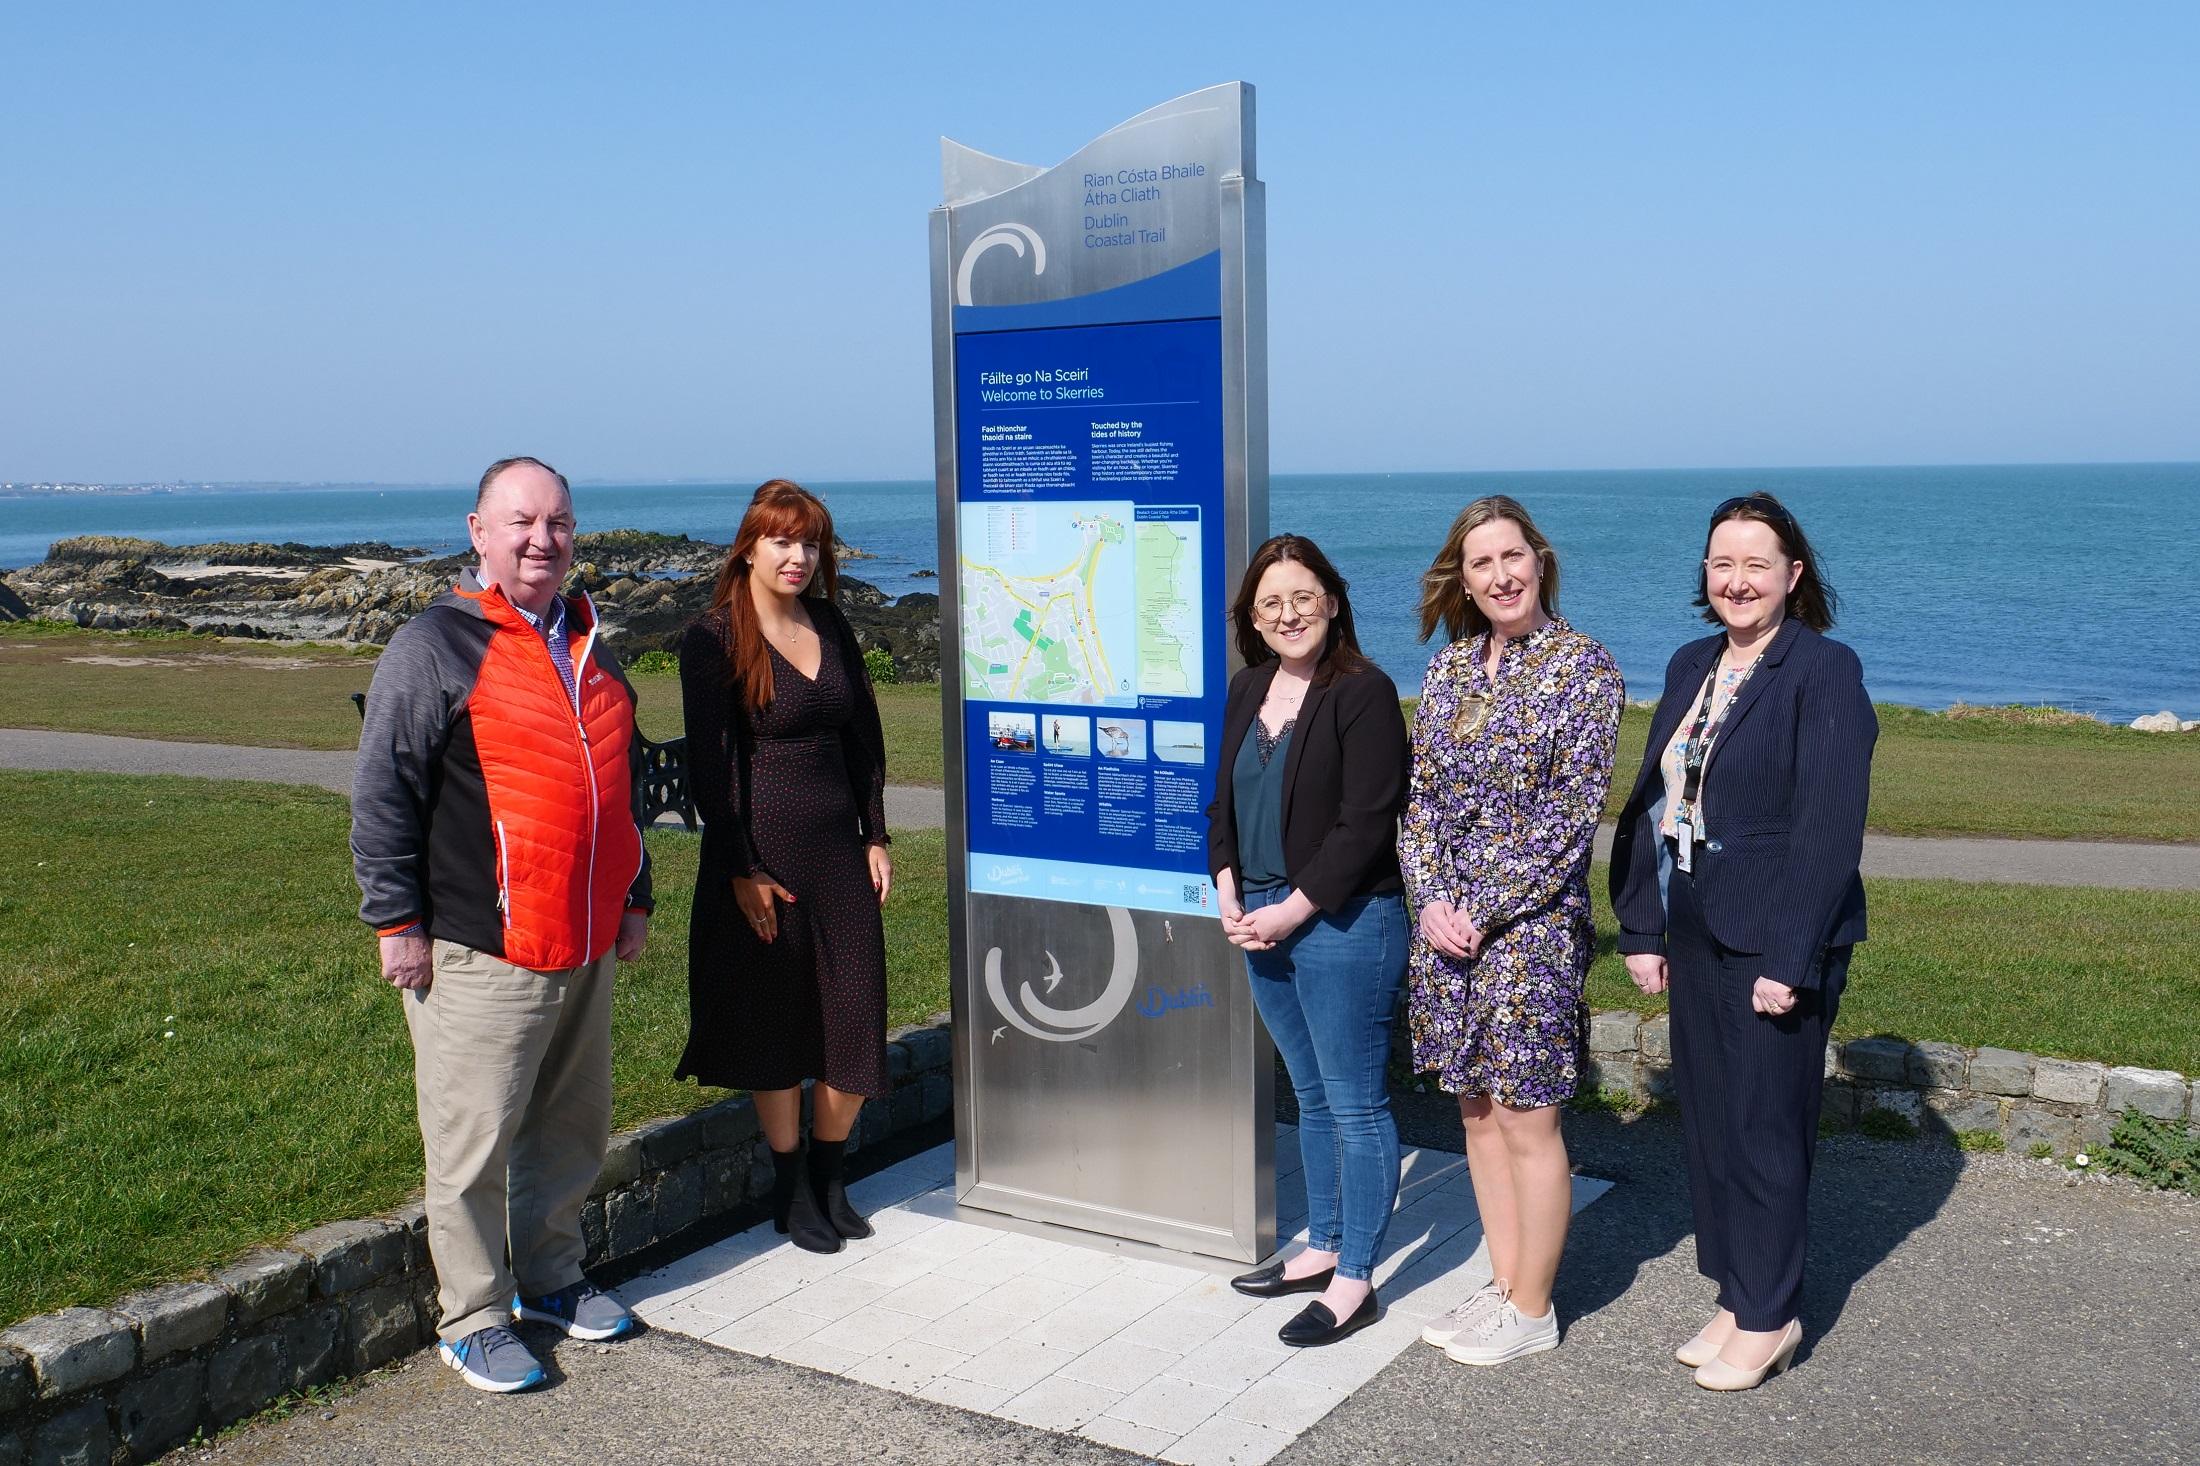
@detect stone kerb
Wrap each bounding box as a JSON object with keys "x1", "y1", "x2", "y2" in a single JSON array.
[
  {"x1": 1582, "y1": 1008, "x2": 2196, "y2": 1154},
  {"x1": 0, "y1": 1020, "x2": 955, "y2": 1466}
]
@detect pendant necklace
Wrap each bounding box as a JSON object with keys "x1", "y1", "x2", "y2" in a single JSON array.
[{"x1": 1453, "y1": 633, "x2": 1510, "y2": 740}]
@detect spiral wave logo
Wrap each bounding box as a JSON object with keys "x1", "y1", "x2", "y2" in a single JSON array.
[
  {"x1": 955, "y1": 222, "x2": 1048, "y2": 306},
  {"x1": 984, "y1": 905, "x2": 1137, "y2": 1043}
]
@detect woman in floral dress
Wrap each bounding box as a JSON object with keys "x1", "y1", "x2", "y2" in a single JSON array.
[{"x1": 1402, "y1": 495, "x2": 1622, "y2": 1368}]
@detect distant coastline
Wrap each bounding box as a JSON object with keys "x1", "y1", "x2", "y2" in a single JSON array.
[
  {"x1": 4, "y1": 464, "x2": 2195, "y2": 720},
  {"x1": 0, "y1": 481, "x2": 422, "y2": 498}
]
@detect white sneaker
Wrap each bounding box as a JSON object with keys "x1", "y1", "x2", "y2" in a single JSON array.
[
  {"x1": 1420, "y1": 1280, "x2": 1507, "y2": 1349},
  {"x1": 1443, "y1": 1297, "x2": 1559, "y2": 1366}
]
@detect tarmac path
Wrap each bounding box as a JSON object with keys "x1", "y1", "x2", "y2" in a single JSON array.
[
  {"x1": 196, "y1": 1099, "x2": 2199, "y2": 1466},
  {"x1": 9, "y1": 727, "x2": 2198, "y2": 891},
  {"x1": 0, "y1": 728, "x2": 951, "y2": 843}
]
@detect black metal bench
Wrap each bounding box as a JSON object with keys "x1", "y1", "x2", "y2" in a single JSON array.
[{"x1": 352, "y1": 692, "x2": 695, "y2": 830}]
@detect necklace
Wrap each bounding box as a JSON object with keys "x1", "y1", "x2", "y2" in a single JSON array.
[
  {"x1": 1452, "y1": 691, "x2": 1493, "y2": 741},
  {"x1": 1451, "y1": 621, "x2": 1560, "y2": 740},
  {"x1": 1263, "y1": 668, "x2": 1308, "y2": 716}
]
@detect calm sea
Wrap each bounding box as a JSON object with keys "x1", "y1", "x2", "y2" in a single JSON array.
[{"x1": 5, "y1": 464, "x2": 2195, "y2": 721}]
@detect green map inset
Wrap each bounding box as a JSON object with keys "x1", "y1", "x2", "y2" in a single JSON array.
[{"x1": 1134, "y1": 513, "x2": 1203, "y2": 698}]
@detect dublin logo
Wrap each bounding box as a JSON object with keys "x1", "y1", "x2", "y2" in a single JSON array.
[
  {"x1": 955, "y1": 222, "x2": 1047, "y2": 306},
  {"x1": 984, "y1": 905, "x2": 1136, "y2": 1043}
]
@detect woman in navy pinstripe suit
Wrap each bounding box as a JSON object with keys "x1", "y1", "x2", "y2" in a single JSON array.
[{"x1": 1608, "y1": 493, "x2": 1876, "y2": 1391}]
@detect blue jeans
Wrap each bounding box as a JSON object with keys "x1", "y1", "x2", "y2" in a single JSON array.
[{"x1": 1242, "y1": 887, "x2": 1409, "y2": 1281}]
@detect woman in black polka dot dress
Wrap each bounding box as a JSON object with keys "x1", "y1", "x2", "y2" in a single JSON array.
[{"x1": 677, "y1": 480, "x2": 892, "y2": 1254}]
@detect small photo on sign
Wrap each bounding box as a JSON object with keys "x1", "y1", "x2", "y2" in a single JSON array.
[
  {"x1": 987, "y1": 710, "x2": 1038, "y2": 753},
  {"x1": 1152, "y1": 720, "x2": 1206, "y2": 764},
  {"x1": 1042, "y1": 715, "x2": 1092, "y2": 757},
  {"x1": 1096, "y1": 718, "x2": 1148, "y2": 761}
]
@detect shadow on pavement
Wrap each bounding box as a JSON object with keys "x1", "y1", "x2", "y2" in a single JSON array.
[{"x1": 1388, "y1": 1076, "x2": 1962, "y2": 1353}]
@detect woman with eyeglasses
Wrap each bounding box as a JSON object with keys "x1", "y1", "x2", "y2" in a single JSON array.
[
  {"x1": 1403, "y1": 495, "x2": 1622, "y2": 1369},
  {"x1": 1206, "y1": 534, "x2": 1411, "y2": 1348},
  {"x1": 1607, "y1": 492, "x2": 1875, "y2": 1391}
]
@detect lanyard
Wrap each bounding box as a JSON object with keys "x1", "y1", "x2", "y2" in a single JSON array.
[{"x1": 1679, "y1": 652, "x2": 1761, "y2": 809}]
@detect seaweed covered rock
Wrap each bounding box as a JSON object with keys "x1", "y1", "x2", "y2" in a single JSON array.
[{"x1": 4, "y1": 533, "x2": 944, "y2": 679}]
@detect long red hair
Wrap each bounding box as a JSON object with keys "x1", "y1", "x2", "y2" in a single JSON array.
[{"x1": 706, "y1": 480, "x2": 839, "y2": 709}]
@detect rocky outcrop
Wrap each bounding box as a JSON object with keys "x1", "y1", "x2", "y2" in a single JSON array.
[
  {"x1": 2, "y1": 535, "x2": 941, "y2": 679},
  {"x1": 2130, "y1": 711, "x2": 2196, "y2": 733}
]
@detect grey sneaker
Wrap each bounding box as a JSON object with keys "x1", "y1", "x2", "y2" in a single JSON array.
[
  {"x1": 1443, "y1": 1297, "x2": 1560, "y2": 1366},
  {"x1": 438, "y1": 1324, "x2": 546, "y2": 1392},
  {"x1": 514, "y1": 1282, "x2": 635, "y2": 1341},
  {"x1": 1420, "y1": 1279, "x2": 1507, "y2": 1349}
]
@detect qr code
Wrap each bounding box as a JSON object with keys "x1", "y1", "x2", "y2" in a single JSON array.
[{"x1": 1183, "y1": 883, "x2": 1208, "y2": 908}]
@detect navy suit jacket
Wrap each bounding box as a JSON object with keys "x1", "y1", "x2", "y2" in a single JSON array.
[{"x1": 1607, "y1": 618, "x2": 1876, "y2": 989}]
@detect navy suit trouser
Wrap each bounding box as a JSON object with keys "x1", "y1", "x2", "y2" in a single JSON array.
[{"x1": 1665, "y1": 861, "x2": 1850, "y2": 1332}]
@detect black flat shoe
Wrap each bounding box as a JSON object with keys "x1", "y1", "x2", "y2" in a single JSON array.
[
  {"x1": 1279, "y1": 1291, "x2": 1379, "y2": 1348},
  {"x1": 1230, "y1": 1261, "x2": 1336, "y2": 1298}
]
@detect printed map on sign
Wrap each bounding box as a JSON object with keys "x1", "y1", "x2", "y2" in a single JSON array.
[
  {"x1": 959, "y1": 501, "x2": 1136, "y2": 705},
  {"x1": 1134, "y1": 510, "x2": 1203, "y2": 698}
]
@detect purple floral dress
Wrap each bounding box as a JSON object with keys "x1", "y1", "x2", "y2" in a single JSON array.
[{"x1": 1403, "y1": 617, "x2": 1623, "y2": 1106}]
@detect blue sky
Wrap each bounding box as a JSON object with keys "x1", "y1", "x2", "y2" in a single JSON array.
[{"x1": 3, "y1": 2, "x2": 2194, "y2": 483}]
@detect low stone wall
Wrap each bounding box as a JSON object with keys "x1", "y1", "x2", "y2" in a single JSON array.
[
  {"x1": 0, "y1": 1024, "x2": 952, "y2": 1466},
  {"x1": 1583, "y1": 1009, "x2": 2197, "y2": 1151}
]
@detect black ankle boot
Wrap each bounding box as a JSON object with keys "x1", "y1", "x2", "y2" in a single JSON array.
[
  {"x1": 770, "y1": 1145, "x2": 842, "y2": 1254},
  {"x1": 806, "y1": 1136, "x2": 874, "y2": 1240}
]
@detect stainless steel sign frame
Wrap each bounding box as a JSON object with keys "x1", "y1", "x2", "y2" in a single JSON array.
[{"x1": 929, "y1": 84, "x2": 1273, "y2": 1260}]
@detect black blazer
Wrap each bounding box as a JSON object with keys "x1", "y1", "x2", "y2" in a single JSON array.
[
  {"x1": 1206, "y1": 661, "x2": 1410, "y2": 913},
  {"x1": 1608, "y1": 618, "x2": 1876, "y2": 989}
]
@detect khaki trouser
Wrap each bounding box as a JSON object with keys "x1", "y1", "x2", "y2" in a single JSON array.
[{"x1": 404, "y1": 939, "x2": 616, "y2": 1342}]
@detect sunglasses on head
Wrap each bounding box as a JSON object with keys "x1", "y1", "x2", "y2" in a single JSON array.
[{"x1": 1711, "y1": 494, "x2": 1796, "y2": 529}]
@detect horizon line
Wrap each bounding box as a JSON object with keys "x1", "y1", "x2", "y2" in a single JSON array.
[{"x1": 6, "y1": 456, "x2": 2198, "y2": 492}]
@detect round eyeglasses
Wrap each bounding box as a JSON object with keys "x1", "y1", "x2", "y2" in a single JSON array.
[{"x1": 1252, "y1": 590, "x2": 1330, "y2": 625}]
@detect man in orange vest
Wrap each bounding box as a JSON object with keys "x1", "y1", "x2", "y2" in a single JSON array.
[{"x1": 352, "y1": 456, "x2": 652, "y2": 1392}]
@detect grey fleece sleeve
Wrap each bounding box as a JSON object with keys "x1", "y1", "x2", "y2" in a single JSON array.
[
  {"x1": 598, "y1": 646, "x2": 655, "y2": 915},
  {"x1": 351, "y1": 620, "x2": 455, "y2": 932}
]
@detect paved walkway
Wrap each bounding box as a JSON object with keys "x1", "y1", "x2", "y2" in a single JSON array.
[
  {"x1": 608, "y1": 1132, "x2": 1605, "y2": 1462},
  {"x1": 199, "y1": 1099, "x2": 2198, "y2": 1465},
  {"x1": 0, "y1": 728, "x2": 950, "y2": 836},
  {"x1": 10, "y1": 728, "x2": 2197, "y2": 891}
]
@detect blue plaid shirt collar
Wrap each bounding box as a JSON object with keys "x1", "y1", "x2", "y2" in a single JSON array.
[
  {"x1": 511, "y1": 593, "x2": 566, "y2": 638},
  {"x1": 512, "y1": 593, "x2": 578, "y2": 705}
]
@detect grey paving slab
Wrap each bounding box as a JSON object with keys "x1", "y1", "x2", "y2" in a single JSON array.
[{"x1": 608, "y1": 1136, "x2": 1606, "y2": 1465}]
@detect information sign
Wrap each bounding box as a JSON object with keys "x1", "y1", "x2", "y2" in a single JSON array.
[{"x1": 929, "y1": 85, "x2": 1274, "y2": 1259}]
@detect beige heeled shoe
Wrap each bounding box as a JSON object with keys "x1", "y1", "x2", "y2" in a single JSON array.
[
  {"x1": 1674, "y1": 1315, "x2": 1729, "y2": 1369},
  {"x1": 1693, "y1": 1319, "x2": 1802, "y2": 1391}
]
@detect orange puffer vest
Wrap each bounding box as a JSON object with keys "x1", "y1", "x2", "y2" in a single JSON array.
[
  {"x1": 460, "y1": 584, "x2": 644, "y2": 969},
  {"x1": 351, "y1": 576, "x2": 650, "y2": 969}
]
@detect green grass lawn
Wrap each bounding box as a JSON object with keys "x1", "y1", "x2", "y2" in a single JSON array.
[
  {"x1": 5, "y1": 625, "x2": 2195, "y2": 840},
  {"x1": 5, "y1": 767, "x2": 2197, "y2": 1323},
  {"x1": 0, "y1": 771, "x2": 946, "y2": 1323},
  {"x1": 1581, "y1": 867, "x2": 2200, "y2": 1074}
]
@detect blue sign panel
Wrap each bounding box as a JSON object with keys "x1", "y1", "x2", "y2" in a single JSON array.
[{"x1": 952, "y1": 257, "x2": 1228, "y2": 918}]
